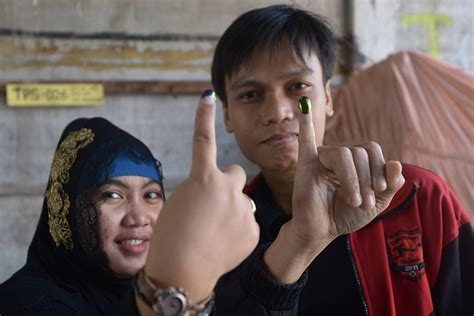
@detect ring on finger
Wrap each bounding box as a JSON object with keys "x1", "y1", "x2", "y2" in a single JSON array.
[{"x1": 244, "y1": 194, "x2": 257, "y2": 213}]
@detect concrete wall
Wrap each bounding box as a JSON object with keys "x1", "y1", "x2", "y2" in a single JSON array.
[
  {"x1": 354, "y1": 0, "x2": 473, "y2": 70},
  {"x1": 1, "y1": 0, "x2": 472, "y2": 283},
  {"x1": 0, "y1": 95, "x2": 260, "y2": 281},
  {"x1": 0, "y1": 0, "x2": 343, "y2": 283},
  {"x1": 0, "y1": 1, "x2": 342, "y2": 81}
]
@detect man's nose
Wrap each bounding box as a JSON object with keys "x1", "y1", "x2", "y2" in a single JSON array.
[{"x1": 260, "y1": 91, "x2": 295, "y2": 125}]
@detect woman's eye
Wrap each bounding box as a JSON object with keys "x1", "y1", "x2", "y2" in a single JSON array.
[
  {"x1": 104, "y1": 191, "x2": 122, "y2": 200},
  {"x1": 145, "y1": 191, "x2": 162, "y2": 200}
]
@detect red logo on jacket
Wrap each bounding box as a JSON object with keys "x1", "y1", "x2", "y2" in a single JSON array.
[{"x1": 386, "y1": 229, "x2": 425, "y2": 280}]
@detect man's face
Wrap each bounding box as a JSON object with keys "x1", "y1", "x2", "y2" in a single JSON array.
[
  {"x1": 98, "y1": 175, "x2": 164, "y2": 277},
  {"x1": 223, "y1": 40, "x2": 334, "y2": 173}
]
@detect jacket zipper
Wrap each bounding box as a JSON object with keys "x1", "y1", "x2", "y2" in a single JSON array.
[{"x1": 346, "y1": 235, "x2": 369, "y2": 316}]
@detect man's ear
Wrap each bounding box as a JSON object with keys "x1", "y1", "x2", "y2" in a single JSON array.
[
  {"x1": 223, "y1": 104, "x2": 234, "y2": 133},
  {"x1": 324, "y1": 81, "x2": 334, "y2": 117}
]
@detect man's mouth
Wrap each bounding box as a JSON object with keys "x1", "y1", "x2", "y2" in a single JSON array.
[{"x1": 261, "y1": 132, "x2": 298, "y2": 145}]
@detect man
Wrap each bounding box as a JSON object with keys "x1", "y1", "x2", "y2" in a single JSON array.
[{"x1": 212, "y1": 5, "x2": 473, "y2": 316}]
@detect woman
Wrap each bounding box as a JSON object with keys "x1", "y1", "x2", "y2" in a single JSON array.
[{"x1": 0, "y1": 117, "x2": 165, "y2": 315}]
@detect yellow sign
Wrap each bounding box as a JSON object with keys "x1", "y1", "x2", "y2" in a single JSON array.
[
  {"x1": 402, "y1": 13, "x2": 453, "y2": 59},
  {"x1": 6, "y1": 83, "x2": 104, "y2": 107}
]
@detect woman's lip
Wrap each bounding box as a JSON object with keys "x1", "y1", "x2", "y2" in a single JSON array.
[
  {"x1": 115, "y1": 232, "x2": 150, "y2": 243},
  {"x1": 117, "y1": 239, "x2": 149, "y2": 255}
]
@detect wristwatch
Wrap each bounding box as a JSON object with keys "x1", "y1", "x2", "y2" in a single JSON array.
[{"x1": 134, "y1": 269, "x2": 215, "y2": 316}]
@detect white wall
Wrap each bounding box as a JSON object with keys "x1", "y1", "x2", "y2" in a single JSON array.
[
  {"x1": 354, "y1": 0, "x2": 473, "y2": 70},
  {"x1": 0, "y1": 0, "x2": 342, "y2": 283},
  {"x1": 1, "y1": 0, "x2": 471, "y2": 282}
]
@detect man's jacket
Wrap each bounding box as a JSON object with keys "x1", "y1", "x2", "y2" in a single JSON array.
[{"x1": 215, "y1": 164, "x2": 473, "y2": 316}]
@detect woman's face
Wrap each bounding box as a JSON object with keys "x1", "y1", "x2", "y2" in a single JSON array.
[{"x1": 98, "y1": 175, "x2": 164, "y2": 277}]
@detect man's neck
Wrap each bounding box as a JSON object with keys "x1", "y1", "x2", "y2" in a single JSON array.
[{"x1": 261, "y1": 169, "x2": 295, "y2": 215}]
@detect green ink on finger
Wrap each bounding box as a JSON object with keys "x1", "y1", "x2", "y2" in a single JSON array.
[
  {"x1": 201, "y1": 89, "x2": 217, "y2": 102},
  {"x1": 298, "y1": 96, "x2": 311, "y2": 114}
]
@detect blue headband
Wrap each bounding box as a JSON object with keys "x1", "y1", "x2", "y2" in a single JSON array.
[{"x1": 107, "y1": 153, "x2": 162, "y2": 184}]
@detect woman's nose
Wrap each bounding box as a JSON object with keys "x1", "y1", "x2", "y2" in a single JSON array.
[{"x1": 121, "y1": 199, "x2": 151, "y2": 228}]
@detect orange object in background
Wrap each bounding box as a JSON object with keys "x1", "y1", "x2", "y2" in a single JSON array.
[{"x1": 325, "y1": 50, "x2": 473, "y2": 216}]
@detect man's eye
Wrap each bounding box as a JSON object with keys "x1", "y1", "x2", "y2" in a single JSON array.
[
  {"x1": 239, "y1": 91, "x2": 258, "y2": 101},
  {"x1": 290, "y1": 82, "x2": 309, "y2": 90}
]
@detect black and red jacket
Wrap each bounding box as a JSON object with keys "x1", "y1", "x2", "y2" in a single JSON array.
[{"x1": 215, "y1": 164, "x2": 473, "y2": 315}]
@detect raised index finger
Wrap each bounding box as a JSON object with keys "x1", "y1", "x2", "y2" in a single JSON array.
[
  {"x1": 191, "y1": 90, "x2": 217, "y2": 177},
  {"x1": 297, "y1": 96, "x2": 319, "y2": 164}
]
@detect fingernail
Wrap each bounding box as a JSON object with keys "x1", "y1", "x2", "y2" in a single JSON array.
[
  {"x1": 201, "y1": 89, "x2": 216, "y2": 103},
  {"x1": 298, "y1": 96, "x2": 311, "y2": 114}
]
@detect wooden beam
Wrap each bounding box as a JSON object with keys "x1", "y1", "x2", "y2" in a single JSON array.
[{"x1": 0, "y1": 81, "x2": 212, "y2": 95}]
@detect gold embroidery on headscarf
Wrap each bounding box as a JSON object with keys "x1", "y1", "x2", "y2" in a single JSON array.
[{"x1": 46, "y1": 128, "x2": 94, "y2": 250}]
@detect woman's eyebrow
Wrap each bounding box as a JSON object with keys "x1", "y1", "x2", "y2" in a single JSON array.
[
  {"x1": 102, "y1": 178, "x2": 161, "y2": 191},
  {"x1": 141, "y1": 179, "x2": 161, "y2": 190},
  {"x1": 103, "y1": 179, "x2": 128, "y2": 189}
]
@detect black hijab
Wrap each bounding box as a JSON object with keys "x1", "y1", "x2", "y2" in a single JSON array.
[{"x1": 0, "y1": 117, "x2": 164, "y2": 315}]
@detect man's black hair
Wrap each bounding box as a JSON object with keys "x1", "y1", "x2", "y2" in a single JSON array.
[{"x1": 211, "y1": 4, "x2": 337, "y2": 104}]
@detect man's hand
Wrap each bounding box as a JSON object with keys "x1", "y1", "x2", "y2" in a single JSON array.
[
  {"x1": 144, "y1": 93, "x2": 260, "y2": 302},
  {"x1": 264, "y1": 98, "x2": 405, "y2": 283}
]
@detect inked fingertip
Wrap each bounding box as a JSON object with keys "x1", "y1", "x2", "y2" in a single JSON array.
[
  {"x1": 298, "y1": 96, "x2": 312, "y2": 115},
  {"x1": 201, "y1": 89, "x2": 217, "y2": 103},
  {"x1": 201, "y1": 89, "x2": 214, "y2": 98}
]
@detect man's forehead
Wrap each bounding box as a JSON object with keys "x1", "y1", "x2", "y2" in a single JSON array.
[
  {"x1": 227, "y1": 51, "x2": 320, "y2": 86},
  {"x1": 245, "y1": 38, "x2": 316, "y2": 64},
  {"x1": 229, "y1": 66, "x2": 315, "y2": 89}
]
